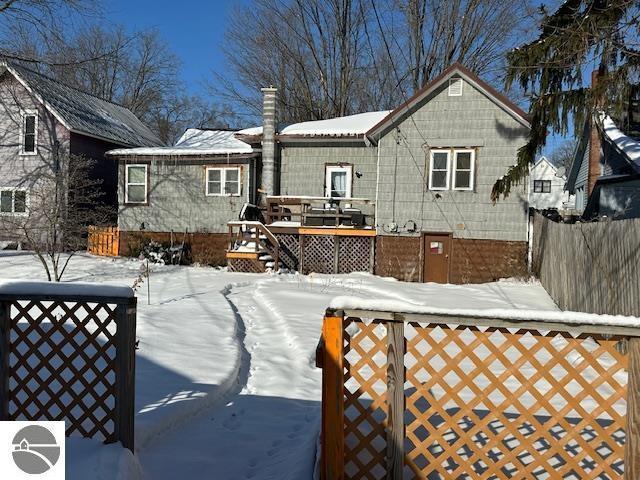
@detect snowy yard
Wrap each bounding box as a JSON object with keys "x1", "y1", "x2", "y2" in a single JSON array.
[{"x1": 0, "y1": 252, "x2": 559, "y2": 480}]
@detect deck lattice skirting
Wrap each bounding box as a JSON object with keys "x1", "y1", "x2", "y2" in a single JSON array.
[
  {"x1": 317, "y1": 308, "x2": 637, "y2": 479},
  {"x1": 0, "y1": 289, "x2": 137, "y2": 451},
  {"x1": 274, "y1": 233, "x2": 374, "y2": 275}
]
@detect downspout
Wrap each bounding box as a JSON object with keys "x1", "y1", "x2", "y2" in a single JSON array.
[{"x1": 370, "y1": 134, "x2": 380, "y2": 232}]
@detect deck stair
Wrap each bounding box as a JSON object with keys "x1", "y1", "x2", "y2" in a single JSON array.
[{"x1": 227, "y1": 221, "x2": 280, "y2": 271}]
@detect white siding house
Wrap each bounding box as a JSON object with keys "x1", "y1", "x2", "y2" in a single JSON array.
[{"x1": 529, "y1": 156, "x2": 574, "y2": 210}]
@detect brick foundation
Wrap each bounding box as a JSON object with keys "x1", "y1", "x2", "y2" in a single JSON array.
[
  {"x1": 119, "y1": 231, "x2": 228, "y2": 266},
  {"x1": 450, "y1": 238, "x2": 527, "y2": 284},
  {"x1": 375, "y1": 235, "x2": 527, "y2": 284},
  {"x1": 374, "y1": 236, "x2": 422, "y2": 282}
]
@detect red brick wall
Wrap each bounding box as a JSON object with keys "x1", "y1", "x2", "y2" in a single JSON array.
[
  {"x1": 450, "y1": 238, "x2": 527, "y2": 284},
  {"x1": 374, "y1": 236, "x2": 422, "y2": 282},
  {"x1": 119, "y1": 231, "x2": 228, "y2": 266},
  {"x1": 375, "y1": 235, "x2": 527, "y2": 284}
]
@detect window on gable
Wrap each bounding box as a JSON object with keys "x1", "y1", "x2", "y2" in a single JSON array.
[
  {"x1": 22, "y1": 113, "x2": 37, "y2": 154},
  {"x1": 428, "y1": 150, "x2": 450, "y2": 190},
  {"x1": 533, "y1": 180, "x2": 551, "y2": 193},
  {"x1": 206, "y1": 166, "x2": 241, "y2": 196},
  {"x1": 0, "y1": 189, "x2": 28, "y2": 215},
  {"x1": 125, "y1": 164, "x2": 148, "y2": 204},
  {"x1": 448, "y1": 78, "x2": 463, "y2": 96},
  {"x1": 453, "y1": 150, "x2": 475, "y2": 190}
]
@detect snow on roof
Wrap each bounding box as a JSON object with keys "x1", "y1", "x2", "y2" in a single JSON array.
[
  {"x1": 280, "y1": 110, "x2": 392, "y2": 137},
  {"x1": 601, "y1": 114, "x2": 640, "y2": 167},
  {"x1": 236, "y1": 126, "x2": 263, "y2": 136},
  {"x1": 0, "y1": 279, "x2": 134, "y2": 298},
  {"x1": 107, "y1": 129, "x2": 255, "y2": 156},
  {"x1": 329, "y1": 296, "x2": 640, "y2": 330},
  {"x1": 3, "y1": 61, "x2": 162, "y2": 148}
]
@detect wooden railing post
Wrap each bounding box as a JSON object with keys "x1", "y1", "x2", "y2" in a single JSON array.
[
  {"x1": 626, "y1": 337, "x2": 640, "y2": 478},
  {"x1": 0, "y1": 300, "x2": 9, "y2": 421},
  {"x1": 114, "y1": 297, "x2": 137, "y2": 451},
  {"x1": 386, "y1": 321, "x2": 405, "y2": 479},
  {"x1": 322, "y1": 310, "x2": 344, "y2": 480}
]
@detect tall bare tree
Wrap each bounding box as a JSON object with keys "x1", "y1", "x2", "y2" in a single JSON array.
[
  {"x1": 0, "y1": 0, "x2": 100, "y2": 63},
  {"x1": 0, "y1": 152, "x2": 113, "y2": 281},
  {"x1": 217, "y1": 0, "x2": 535, "y2": 123}
]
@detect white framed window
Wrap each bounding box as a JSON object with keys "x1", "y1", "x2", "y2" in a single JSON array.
[
  {"x1": 448, "y1": 78, "x2": 463, "y2": 96},
  {"x1": 206, "y1": 166, "x2": 241, "y2": 196},
  {"x1": 428, "y1": 150, "x2": 451, "y2": 190},
  {"x1": 20, "y1": 111, "x2": 38, "y2": 155},
  {"x1": 533, "y1": 180, "x2": 551, "y2": 193},
  {"x1": 325, "y1": 165, "x2": 353, "y2": 198},
  {"x1": 0, "y1": 188, "x2": 28, "y2": 215},
  {"x1": 452, "y1": 149, "x2": 475, "y2": 191},
  {"x1": 125, "y1": 164, "x2": 148, "y2": 204}
]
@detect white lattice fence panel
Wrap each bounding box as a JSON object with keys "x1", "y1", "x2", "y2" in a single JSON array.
[
  {"x1": 302, "y1": 235, "x2": 334, "y2": 274},
  {"x1": 338, "y1": 237, "x2": 373, "y2": 273},
  {"x1": 275, "y1": 234, "x2": 300, "y2": 271},
  {"x1": 227, "y1": 258, "x2": 265, "y2": 273}
]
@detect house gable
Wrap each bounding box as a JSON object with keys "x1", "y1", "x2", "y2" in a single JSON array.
[
  {"x1": 0, "y1": 61, "x2": 162, "y2": 148},
  {"x1": 367, "y1": 63, "x2": 530, "y2": 141},
  {"x1": 373, "y1": 67, "x2": 530, "y2": 242}
]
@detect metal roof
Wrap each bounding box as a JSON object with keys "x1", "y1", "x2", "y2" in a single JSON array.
[{"x1": 2, "y1": 61, "x2": 162, "y2": 147}]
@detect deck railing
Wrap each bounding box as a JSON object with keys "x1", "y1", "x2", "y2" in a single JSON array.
[
  {"x1": 227, "y1": 221, "x2": 280, "y2": 271},
  {"x1": 265, "y1": 196, "x2": 375, "y2": 228},
  {"x1": 317, "y1": 306, "x2": 638, "y2": 479},
  {"x1": 0, "y1": 281, "x2": 137, "y2": 451}
]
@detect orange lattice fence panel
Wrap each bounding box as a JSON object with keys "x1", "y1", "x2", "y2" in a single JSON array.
[
  {"x1": 403, "y1": 323, "x2": 627, "y2": 479},
  {"x1": 88, "y1": 226, "x2": 119, "y2": 257},
  {"x1": 318, "y1": 311, "x2": 634, "y2": 480}
]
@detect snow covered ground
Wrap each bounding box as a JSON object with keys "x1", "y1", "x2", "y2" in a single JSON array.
[{"x1": 0, "y1": 252, "x2": 559, "y2": 479}]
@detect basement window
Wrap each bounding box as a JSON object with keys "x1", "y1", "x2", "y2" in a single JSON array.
[
  {"x1": 0, "y1": 189, "x2": 28, "y2": 215},
  {"x1": 533, "y1": 180, "x2": 551, "y2": 193},
  {"x1": 206, "y1": 166, "x2": 241, "y2": 196},
  {"x1": 125, "y1": 164, "x2": 148, "y2": 204}
]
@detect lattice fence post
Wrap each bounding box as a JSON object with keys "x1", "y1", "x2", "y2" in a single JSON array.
[
  {"x1": 321, "y1": 309, "x2": 345, "y2": 480},
  {"x1": 114, "y1": 297, "x2": 137, "y2": 451},
  {"x1": 0, "y1": 300, "x2": 9, "y2": 421},
  {"x1": 386, "y1": 320, "x2": 405, "y2": 479},
  {"x1": 626, "y1": 337, "x2": 640, "y2": 478}
]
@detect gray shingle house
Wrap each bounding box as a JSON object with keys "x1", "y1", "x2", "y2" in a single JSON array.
[
  {"x1": 0, "y1": 60, "x2": 161, "y2": 233},
  {"x1": 111, "y1": 64, "x2": 531, "y2": 283},
  {"x1": 567, "y1": 113, "x2": 640, "y2": 219}
]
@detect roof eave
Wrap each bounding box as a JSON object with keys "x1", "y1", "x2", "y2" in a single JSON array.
[{"x1": 366, "y1": 63, "x2": 531, "y2": 140}]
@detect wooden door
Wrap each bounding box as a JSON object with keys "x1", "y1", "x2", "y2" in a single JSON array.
[{"x1": 423, "y1": 233, "x2": 451, "y2": 283}]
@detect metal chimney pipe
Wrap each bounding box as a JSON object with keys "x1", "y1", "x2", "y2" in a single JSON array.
[{"x1": 260, "y1": 87, "x2": 278, "y2": 204}]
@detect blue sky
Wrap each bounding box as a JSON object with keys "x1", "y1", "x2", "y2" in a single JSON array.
[
  {"x1": 103, "y1": 0, "x2": 569, "y2": 157},
  {"x1": 105, "y1": 0, "x2": 239, "y2": 96}
]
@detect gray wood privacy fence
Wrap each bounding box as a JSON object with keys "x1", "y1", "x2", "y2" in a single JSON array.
[
  {"x1": 0, "y1": 287, "x2": 137, "y2": 451},
  {"x1": 532, "y1": 212, "x2": 640, "y2": 316}
]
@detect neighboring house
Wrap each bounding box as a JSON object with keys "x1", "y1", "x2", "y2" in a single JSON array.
[
  {"x1": 528, "y1": 156, "x2": 574, "y2": 211},
  {"x1": 566, "y1": 114, "x2": 640, "y2": 219},
  {"x1": 0, "y1": 60, "x2": 161, "y2": 236},
  {"x1": 111, "y1": 63, "x2": 531, "y2": 283},
  {"x1": 107, "y1": 128, "x2": 260, "y2": 264}
]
